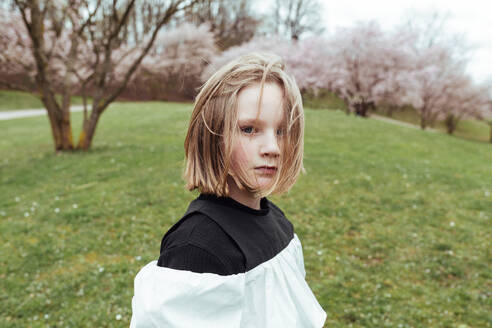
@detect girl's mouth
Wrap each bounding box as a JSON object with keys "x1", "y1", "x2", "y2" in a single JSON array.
[{"x1": 255, "y1": 166, "x2": 277, "y2": 175}]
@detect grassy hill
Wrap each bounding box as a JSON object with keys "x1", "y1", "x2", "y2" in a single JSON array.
[
  {"x1": 1, "y1": 102, "x2": 491, "y2": 327},
  {"x1": 303, "y1": 90, "x2": 491, "y2": 144}
]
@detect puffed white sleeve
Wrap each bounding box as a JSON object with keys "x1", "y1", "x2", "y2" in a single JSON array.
[
  {"x1": 130, "y1": 261, "x2": 245, "y2": 328},
  {"x1": 293, "y1": 234, "x2": 307, "y2": 279}
]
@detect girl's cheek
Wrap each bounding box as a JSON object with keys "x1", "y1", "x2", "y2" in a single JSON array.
[
  {"x1": 231, "y1": 144, "x2": 248, "y2": 167},
  {"x1": 236, "y1": 150, "x2": 249, "y2": 165}
]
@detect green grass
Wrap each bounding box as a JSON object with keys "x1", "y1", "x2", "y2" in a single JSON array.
[
  {"x1": 0, "y1": 90, "x2": 87, "y2": 111},
  {"x1": 1, "y1": 102, "x2": 491, "y2": 327}
]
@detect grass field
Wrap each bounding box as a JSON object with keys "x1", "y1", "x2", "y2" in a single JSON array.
[{"x1": 1, "y1": 102, "x2": 491, "y2": 327}]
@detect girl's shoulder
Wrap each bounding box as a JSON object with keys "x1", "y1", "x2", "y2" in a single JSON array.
[{"x1": 158, "y1": 212, "x2": 246, "y2": 275}]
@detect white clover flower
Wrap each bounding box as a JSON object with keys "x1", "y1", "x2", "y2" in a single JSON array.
[
  {"x1": 316, "y1": 250, "x2": 323, "y2": 256},
  {"x1": 44, "y1": 314, "x2": 49, "y2": 319},
  {"x1": 135, "y1": 256, "x2": 142, "y2": 261},
  {"x1": 15, "y1": 196, "x2": 20, "y2": 202},
  {"x1": 115, "y1": 314, "x2": 122, "y2": 320},
  {"x1": 334, "y1": 180, "x2": 339, "y2": 185},
  {"x1": 24, "y1": 212, "x2": 30, "y2": 217},
  {"x1": 99, "y1": 267, "x2": 104, "y2": 273},
  {"x1": 55, "y1": 196, "x2": 60, "y2": 201},
  {"x1": 54, "y1": 208, "x2": 60, "y2": 213},
  {"x1": 0, "y1": 210, "x2": 5, "y2": 216},
  {"x1": 72, "y1": 204, "x2": 78, "y2": 209},
  {"x1": 449, "y1": 221, "x2": 455, "y2": 227},
  {"x1": 485, "y1": 190, "x2": 490, "y2": 197}
]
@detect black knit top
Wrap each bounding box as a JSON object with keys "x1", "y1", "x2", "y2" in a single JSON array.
[{"x1": 157, "y1": 193, "x2": 294, "y2": 276}]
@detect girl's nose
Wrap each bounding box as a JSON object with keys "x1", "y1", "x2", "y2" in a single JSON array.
[{"x1": 260, "y1": 131, "x2": 280, "y2": 157}]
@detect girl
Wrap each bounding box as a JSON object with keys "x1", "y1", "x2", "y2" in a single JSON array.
[{"x1": 130, "y1": 53, "x2": 327, "y2": 327}]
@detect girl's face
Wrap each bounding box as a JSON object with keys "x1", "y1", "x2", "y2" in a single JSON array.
[{"x1": 229, "y1": 82, "x2": 284, "y2": 192}]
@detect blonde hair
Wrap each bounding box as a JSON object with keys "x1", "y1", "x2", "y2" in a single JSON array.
[{"x1": 183, "y1": 52, "x2": 304, "y2": 198}]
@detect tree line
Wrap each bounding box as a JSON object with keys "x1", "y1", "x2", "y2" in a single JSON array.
[{"x1": 1, "y1": 0, "x2": 491, "y2": 152}]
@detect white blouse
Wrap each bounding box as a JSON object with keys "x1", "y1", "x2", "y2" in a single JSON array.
[{"x1": 131, "y1": 234, "x2": 326, "y2": 327}]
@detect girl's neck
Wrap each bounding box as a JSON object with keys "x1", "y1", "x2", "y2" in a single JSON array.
[{"x1": 227, "y1": 177, "x2": 261, "y2": 210}]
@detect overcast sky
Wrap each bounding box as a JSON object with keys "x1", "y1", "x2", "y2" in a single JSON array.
[
  {"x1": 322, "y1": 0, "x2": 491, "y2": 84},
  {"x1": 261, "y1": 0, "x2": 491, "y2": 84}
]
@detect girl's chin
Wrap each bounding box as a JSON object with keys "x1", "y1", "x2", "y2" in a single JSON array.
[{"x1": 250, "y1": 176, "x2": 274, "y2": 188}]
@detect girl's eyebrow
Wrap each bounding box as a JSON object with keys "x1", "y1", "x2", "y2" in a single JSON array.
[
  {"x1": 238, "y1": 118, "x2": 284, "y2": 126},
  {"x1": 238, "y1": 118, "x2": 260, "y2": 125}
]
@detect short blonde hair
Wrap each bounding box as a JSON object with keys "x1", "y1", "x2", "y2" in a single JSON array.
[{"x1": 183, "y1": 52, "x2": 304, "y2": 198}]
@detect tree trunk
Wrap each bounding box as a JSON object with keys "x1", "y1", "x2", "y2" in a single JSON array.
[
  {"x1": 354, "y1": 103, "x2": 360, "y2": 116},
  {"x1": 361, "y1": 103, "x2": 367, "y2": 117},
  {"x1": 386, "y1": 105, "x2": 396, "y2": 117},
  {"x1": 420, "y1": 116, "x2": 427, "y2": 130},
  {"x1": 77, "y1": 108, "x2": 101, "y2": 151},
  {"x1": 40, "y1": 88, "x2": 74, "y2": 151},
  {"x1": 60, "y1": 107, "x2": 74, "y2": 150},
  {"x1": 44, "y1": 108, "x2": 74, "y2": 151},
  {"x1": 444, "y1": 115, "x2": 456, "y2": 135},
  {"x1": 45, "y1": 106, "x2": 63, "y2": 150},
  {"x1": 355, "y1": 102, "x2": 370, "y2": 117}
]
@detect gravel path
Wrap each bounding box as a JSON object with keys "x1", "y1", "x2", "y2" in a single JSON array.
[
  {"x1": 370, "y1": 114, "x2": 436, "y2": 132},
  {"x1": 0, "y1": 105, "x2": 84, "y2": 120}
]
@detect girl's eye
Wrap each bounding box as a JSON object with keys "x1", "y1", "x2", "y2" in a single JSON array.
[
  {"x1": 276, "y1": 129, "x2": 284, "y2": 136},
  {"x1": 241, "y1": 126, "x2": 255, "y2": 134}
]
